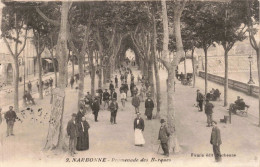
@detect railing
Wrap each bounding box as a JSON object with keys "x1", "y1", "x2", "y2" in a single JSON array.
[{"x1": 199, "y1": 71, "x2": 259, "y2": 97}]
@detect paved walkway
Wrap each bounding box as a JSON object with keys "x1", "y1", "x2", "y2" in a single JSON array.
[{"x1": 0, "y1": 67, "x2": 260, "y2": 167}]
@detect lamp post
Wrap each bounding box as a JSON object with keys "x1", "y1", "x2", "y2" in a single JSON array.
[{"x1": 248, "y1": 54, "x2": 255, "y2": 84}]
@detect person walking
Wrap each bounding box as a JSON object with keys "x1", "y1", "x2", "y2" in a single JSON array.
[
  {"x1": 76, "y1": 116, "x2": 90, "y2": 151},
  {"x1": 205, "y1": 99, "x2": 214, "y2": 127},
  {"x1": 111, "y1": 89, "x2": 117, "y2": 101},
  {"x1": 109, "y1": 98, "x2": 119, "y2": 124},
  {"x1": 132, "y1": 93, "x2": 140, "y2": 114},
  {"x1": 210, "y1": 121, "x2": 222, "y2": 162},
  {"x1": 120, "y1": 90, "x2": 126, "y2": 108},
  {"x1": 196, "y1": 89, "x2": 204, "y2": 111},
  {"x1": 66, "y1": 113, "x2": 79, "y2": 156},
  {"x1": 158, "y1": 119, "x2": 170, "y2": 157},
  {"x1": 91, "y1": 97, "x2": 100, "y2": 122},
  {"x1": 115, "y1": 75, "x2": 118, "y2": 88},
  {"x1": 103, "y1": 89, "x2": 110, "y2": 109},
  {"x1": 4, "y1": 106, "x2": 17, "y2": 137},
  {"x1": 145, "y1": 94, "x2": 154, "y2": 120},
  {"x1": 134, "y1": 112, "x2": 145, "y2": 146},
  {"x1": 109, "y1": 81, "x2": 115, "y2": 95}
]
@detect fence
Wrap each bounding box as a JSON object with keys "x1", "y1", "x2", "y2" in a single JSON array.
[{"x1": 198, "y1": 71, "x2": 259, "y2": 97}]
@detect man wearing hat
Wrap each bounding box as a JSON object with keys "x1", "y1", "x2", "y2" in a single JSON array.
[
  {"x1": 109, "y1": 98, "x2": 119, "y2": 124},
  {"x1": 91, "y1": 97, "x2": 100, "y2": 122},
  {"x1": 4, "y1": 106, "x2": 17, "y2": 137},
  {"x1": 66, "y1": 113, "x2": 79, "y2": 156},
  {"x1": 210, "y1": 121, "x2": 222, "y2": 162},
  {"x1": 145, "y1": 95, "x2": 154, "y2": 120},
  {"x1": 196, "y1": 89, "x2": 204, "y2": 111},
  {"x1": 103, "y1": 89, "x2": 110, "y2": 109},
  {"x1": 134, "y1": 112, "x2": 145, "y2": 146},
  {"x1": 158, "y1": 119, "x2": 170, "y2": 157},
  {"x1": 205, "y1": 99, "x2": 214, "y2": 127},
  {"x1": 111, "y1": 88, "x2": 117, "y2": 101}
]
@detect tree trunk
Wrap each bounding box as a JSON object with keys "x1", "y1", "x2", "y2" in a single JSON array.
[
  {"x1": 78, "y1": 54, "x2": 84, "y2": 109},
  {"x1": 184, "y1": 51, "x2": 187, "y2": 78},
  {"x1": 50, "y1": 52, "x2": 58, "y2": 87},
  {"x1": 191, "y1": 48, "x2": 196, "y2": 87},
  {"x1": 148, "y1": 58, "x2": 155, "y2": 97},
  {"x1": 224, "y1": 49, "x2": 229, "y2": 107},
  {"x1": 204, "y1": 48, "x2": 208, "y2": 96},
  {"x1": 89, "y1": 50, "x2": 95, "y2": 96},
  {"x1": 13, "y1": 59, "x2": 19, "y2": 112},
  {"x1": 37, "y1": 55, "x2": 43, "y2": 99},
  {"x1": 72, "y1": 54, "x2": 75, "y2": 77}
]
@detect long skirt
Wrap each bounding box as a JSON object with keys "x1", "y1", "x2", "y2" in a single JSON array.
[
  {"x1": 76, "y1": 132, "x2": 89, "y2": 151},
  {"x1": 134, "y1": 129, "x2": 145, "y2": 145}
]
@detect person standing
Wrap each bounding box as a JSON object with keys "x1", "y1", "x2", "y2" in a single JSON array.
[
  {"x1": 36, "y1": 80, "x2": 40, "y2": 92},
  {"x1": 76, "y1": 117, "x2": 90, "y2": 151},
  {"x1": 115, "y1": 75, "x2": 118, "y2": 88},
  {"x1": 76, "y1": 106, "x2": 85, "y2": 123},
  {"x1": 111, "y1": 89, "x2": 117, "y2": 101},
  {"x1": 66, "y1": 113, "x2": 79, "y2": 156},
  {"x1": 130, "y1": 81, "x2": 135, "y2": 97},
  {"x1": 132, "y1": 93, "x2": 140, "y2": 114},
  {"x1": 134, "y1": 112, "x2": 145, "y2": 146},
  {"x1": 145, "y1": 95, "x2": 154, "y2": 120},
  {"x1": 91, "y1": 97, "x2": 100, "y2": 122},
  {"x1": 70, "y1": 76, "x2": 75, "y2": 89},
  {"x1": 4, "y1": 106, "x2": 17, "y2": 137},
  {"x1": 158, "y1": 119, "x2": 170, "y2": 157},
  {"x1": 103, "y1": 89, "x2": 110, "y2": 109},
  {"x1": 120, "y1": 90, "x2": 126, "y2": 108},
  {"x1": 109, "y1": 98, "x2": 119, "y2": 124},
  {"x1": 205, "y1": 100, "x2": 214, "y2": 127},
  {"x1": 196, "y1": 89, "x2": 204, "y2": 111},
  {"x1": 109, "y1": 81, "x2": 115, "y2": 95},
  {"x1": 27, "y1": 81, "x2": 32, "y2": 93},
  {"x1": 49, "y1": 77, "x2": 53, "y2": 88},
  {"x1": 210, "y1": 121, "x2": 222, "y2": 162},
  {"x1": 124, "y1": 81, "x2": 129, "y2": 99}
]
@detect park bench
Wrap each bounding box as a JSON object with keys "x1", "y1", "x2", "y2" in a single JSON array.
[{"x1": 237, "y1": 106, "x2": 249, "y2": 117}]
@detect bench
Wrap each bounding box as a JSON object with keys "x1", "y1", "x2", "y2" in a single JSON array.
[{"x1": 237, "y1": 106, "x2": 249, "y2": 117}]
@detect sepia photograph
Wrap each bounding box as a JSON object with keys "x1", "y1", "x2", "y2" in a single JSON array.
[{"x1": 0, "y1": 0, "x2": 259, "y2": 167}]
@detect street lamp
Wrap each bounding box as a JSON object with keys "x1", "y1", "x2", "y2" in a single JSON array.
[{"x1": 248, "y1": 54, "x2": 255, "y2": 84}]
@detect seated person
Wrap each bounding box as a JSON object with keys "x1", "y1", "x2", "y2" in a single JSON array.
[
  {"x1": 237, "y1": 99, "x2": 249, "y2": 110},
  {"x1": 229, "y1": 96, "x2": 249, "y2": 114},
  {"x1": 213, "y1": 89, "x2": 220, "y2": 100},
  {"x1": 23, "y1": 91, "x2": 36, "y2": 105}
]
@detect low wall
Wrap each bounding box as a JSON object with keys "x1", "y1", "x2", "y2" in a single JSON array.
[{"x1": 199, "y1": 71, "x2": 259, "y2": 97}]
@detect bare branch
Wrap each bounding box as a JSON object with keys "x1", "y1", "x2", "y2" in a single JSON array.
[
  {"x1": 36, "y1": 7, "x2": 60, "y2": 26},
  {"x1": 3, "y1": 36, "x2": 15, "y2": 57},
  {"x1": 17, "y1": 28, "x2": 28, "y2": 57}
]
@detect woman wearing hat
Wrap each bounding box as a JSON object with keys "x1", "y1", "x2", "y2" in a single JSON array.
[{"x1": 134, "y1": 112, "x2": 145, "y2": 146}]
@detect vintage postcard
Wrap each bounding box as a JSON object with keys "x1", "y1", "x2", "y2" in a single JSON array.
[{"x1": 0, "y1": 0, "x2": 259, "y2": 167}]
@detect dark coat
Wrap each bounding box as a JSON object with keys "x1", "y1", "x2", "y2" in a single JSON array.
[
  {"x1": 145, "y1": 98, "x2": 154, "y2": 109},
  {"x1": 205, "y1": 102, "x2": 214, "y2": 115},
  {"x1": 4, "y1": 110, "x2": 17, "y2": 123},
  {"x1": 66, "y1": 120, "x2": 79, "y2": 138},
  {"x1": 210, "y1": 126, "x2": 222, "y2": 145},
  {"x1": 132, "y1": 96, "x2": 140, "y2": 107},
  {"x1": 91, "y1": 100, "x2": 100, "y2": 112},
  {"x1": 103, "y1": 92, "x2": 110, "y2": 101},
  {"x1": 111, "y1": 92, "x2": 117, "y2": 100},
  {"x1": 115, "y1": 77, "x2": 118, "y2": 83},
  {"x1": 109, "y1": 101, "x2": 119, "y2": 112},
  {"x1": 109, "y1": 83, "x2": 114, "y2": 91},
  {"x1": 197, "y1": 92, "x2": 204, "y2": 101},
  {"x1": 158, "y1": 125, "x2": 170, "y2": 143},
  {"x1": 134, "y1": 118, "x2": 144, "y2": 131},
  {"x1": 76, "y1": 111, "x2": 85, "y2": 123}
]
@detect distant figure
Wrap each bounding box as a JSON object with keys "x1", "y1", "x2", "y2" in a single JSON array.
[
  {"x1": 115, "y1": 75, "x2": 118, "y2": 88},
  {"x1": 145, "y1": 94, "x2": 154, "y2": 120},
  {"x1": 70, "y1": 76, "x2": 75, "y2": 89},
  {"x1": 109, "y1": 81, "x2": 115, "y2": 94},
  {"x1": 205, "y1": 99, "x2": 214, "y2": 127},
  {"x1": 36, "y1": 80, "x2": 40, "y2": 92},
  {"x1": 27, "y1": 81, "x2": 32, "y2": 93},
  {"x1": 103, "y1": 89, "x2": 110, "y2": 109},
  {"x1": 23, "y1": 90, "x2": 36, "y2": 105},
  {"x1": 196, "y1": 89, "x2": 204, "y2": 111},
  {"x1": 76, "y1": 117, "x2": 90, "y2": 151},
  {"x1": 49, "y1": 77, "x2": 53, "y2": 88},
  {"x1": 111, "y1": 89, "x2": 117, "y2": 101},
  {"x1": 109, "y1": 98, "x2": 119, "y2": 124},
  {"x1": 91, "y1": 97, "x2": 100, "y2": 122},
  {"x1": 134, "y1": 112, "x2": 145, "y2": 146},
  {"x1": 130, "y1": 82, "x2": 135, "y2": 97},
  {"x1": 120, "y1": 89, "x2": 126, "y2": 108},
  {"x1": 158, "y1": 119, "x2": 170, "y2": 157},
  {"x1": 66, "y1": 113, "x2": 79, "y2": 156},
  {"x1": 4, "y1": 106, "x2": 17, "y2": 137},
  {"x1": 132, "y1": 93, "x2": 140, "y2": 114},
  {"x1": 210, "y1": 121, "x2": 222, "y2": 162},
  {"x1": 76, "y1": 106, "x2": 85, "y2": 123}
]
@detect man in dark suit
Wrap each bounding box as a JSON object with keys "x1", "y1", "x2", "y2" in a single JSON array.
[
  {"x1": 145, "y1": 94, "x2": 154, "y2": 120},
  {"x1": 4, "y1": 106, "x2": 17, "y2": 137},
  {"x1": 66, "y1": 113, "x2": 79, "y2": 156},
  {"x1": 103, "y1": 89, "x2": 110, "y2": 108},
  {"x1": 91, "y1": 97, "x2": 100, "y2": 122},
  {"x1": 109, "y1": 81, "x2": 115, "y2": 95},
  {"x1": 196, "y1": 89, "x2": 204, "y2": 111},
  {"x1": 111, "y1": 89, "x2": 117, "y2": 101},
  {"x1": 109, "y1": 98, "x2": 119, "y2": 124},
  {"x1": 158, "y1": 119, "x2": 170, "y2": 157},
  {"x1": 134, "y1": 112, "x2": 145, "y2": 146},
  {"x1": 205, "y1": 100, "x2": 214, "y2": 127},
  {"x1": 210, "y1": 121, "x2": 222, "y2": 162}
]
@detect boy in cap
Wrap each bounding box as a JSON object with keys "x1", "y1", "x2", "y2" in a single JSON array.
[
  {"x1": 66, "y1": 113, "x2": 79, "y2": 156},
  {"x1": 158, "y1": 119, "x2": 170, "y2": 157}
]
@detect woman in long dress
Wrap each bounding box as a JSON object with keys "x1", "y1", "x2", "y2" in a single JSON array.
[
  {"x1": 133, "y1": 112, "x2": 145, "y2": 146},
  {"x1": 76, "y1": 117, "x2": 90, "y2": 151}
]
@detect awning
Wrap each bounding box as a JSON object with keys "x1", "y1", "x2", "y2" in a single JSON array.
[{"x1": 43, "y1": 59, "x2": 53, "y2": 63}]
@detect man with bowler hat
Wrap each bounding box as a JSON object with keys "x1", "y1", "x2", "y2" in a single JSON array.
[
  {"x1": 66, "y1": 113, "x2": 79, "y2": 156},
  {"x1": 158, "y1": 119, "x2": 170, "y2": 157}
]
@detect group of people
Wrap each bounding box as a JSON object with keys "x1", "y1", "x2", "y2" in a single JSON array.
[
  {"x1": 206, "y1": 88, "x2": 221, "y2": 101},
  {"x1": 36, "y1": 77, "x2": 54, "y2": 95}
]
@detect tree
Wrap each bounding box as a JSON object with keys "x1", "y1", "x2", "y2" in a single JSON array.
[{"x1": 1, "y1": 3, "x2": 29, "y2": 112}]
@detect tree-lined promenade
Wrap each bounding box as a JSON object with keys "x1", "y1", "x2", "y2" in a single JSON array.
[{"x1": 0, "y1": 0, "x2": 259, "y2": 162}]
